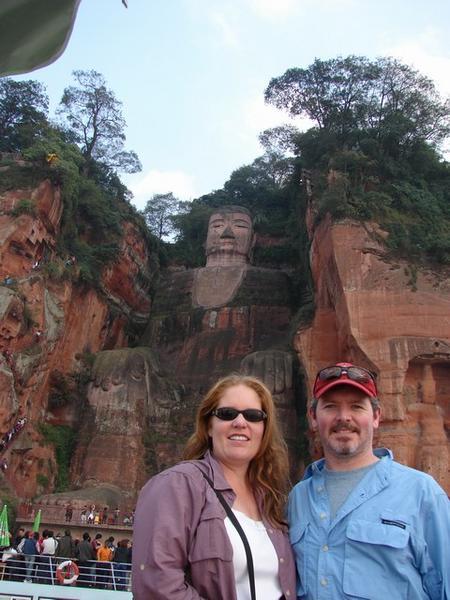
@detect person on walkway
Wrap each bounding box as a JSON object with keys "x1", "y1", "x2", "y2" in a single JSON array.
[{"x1": 289, "y1": 361, "x2": 450, "y2": 599}]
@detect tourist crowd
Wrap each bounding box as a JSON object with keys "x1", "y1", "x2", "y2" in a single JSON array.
[{"x1": 0, "y1": 527, "x2": 132, "y2": 590}]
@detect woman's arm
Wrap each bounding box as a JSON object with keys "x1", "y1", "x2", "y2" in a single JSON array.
[{"x1": 132, "y1": 467, "x2": 206, "y2": 600}]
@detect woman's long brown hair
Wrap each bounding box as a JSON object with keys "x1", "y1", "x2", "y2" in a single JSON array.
[{"x1": 183, "y1": 374, "x2": 290, "y2": 527}]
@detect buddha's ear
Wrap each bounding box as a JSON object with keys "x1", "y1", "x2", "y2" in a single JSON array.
[{"x1": 248, "y1": 232, "x2": 256, "y2": 263}]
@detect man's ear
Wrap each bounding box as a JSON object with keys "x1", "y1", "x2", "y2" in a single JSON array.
[
  {"x1": 373, "y1": 406, "x2": 381, "y2": 429},
  {"x1": 308, "y1": 405, "x2": 318, "y2": 432}
]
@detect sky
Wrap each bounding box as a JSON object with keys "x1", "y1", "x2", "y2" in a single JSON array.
[{"x1": 12, "y1": 0, "x2": 450, "y2": 210}]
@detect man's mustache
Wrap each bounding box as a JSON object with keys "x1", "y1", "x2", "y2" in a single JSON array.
[{"x1": 331, "y1": 424, "x2": 359, "y2": 433}]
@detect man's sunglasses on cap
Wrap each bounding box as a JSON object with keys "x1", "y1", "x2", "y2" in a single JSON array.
[
  {"x1": 211, "y1": 407, "x2": 267, "y2": 422},
  {"x1": 313, "y1": 363, "x2": 378, "y2": 398}
]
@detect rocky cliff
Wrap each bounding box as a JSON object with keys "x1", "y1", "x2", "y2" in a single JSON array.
[
  {"x1": 1, "y1": 171, "x2": 449, "y2": 508},
  {"x1": 0, "y1": 174, "x2": 156, "y2": 500},
  {"x1": 296, "y1": 215, "x2": 450, "y2": 491}
]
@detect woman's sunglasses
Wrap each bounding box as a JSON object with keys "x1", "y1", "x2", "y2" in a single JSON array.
[
  {"x1": 211, "y1": 407, "x2": 267, "y2": 422},
  {"x1": 316, "y1": 365, "x2": 376, "y2": 384}
]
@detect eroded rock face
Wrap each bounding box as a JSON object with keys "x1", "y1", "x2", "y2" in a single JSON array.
[
  {"x1": 0, "y1": 176, "x2": 156, "y2": 500},
  {"x1": 70, "y1": 347, "x2": 182, "y2": 503},
  {"x1": 295, "y1": 217, "x2": 450, "y2": 491}
]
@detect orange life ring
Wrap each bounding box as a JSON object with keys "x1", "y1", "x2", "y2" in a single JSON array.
[{"x1": 56, "y1": 560, "x2": 79, "y2": 585}]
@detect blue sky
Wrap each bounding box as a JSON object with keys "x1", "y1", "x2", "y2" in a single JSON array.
[{"x1": 13, "y1": 0, "x2": 450, "y2": 209}]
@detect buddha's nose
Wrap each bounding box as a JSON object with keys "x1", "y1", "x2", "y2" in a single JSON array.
[{"x1": 220, "y1": 226, "x2": 235, "y2": 239}]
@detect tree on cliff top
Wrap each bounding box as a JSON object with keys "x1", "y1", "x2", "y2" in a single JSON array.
[
  {"x1": 0, "y1": 78, "x2": 49, "y2": 152},
  {"x1": 58, "y1": 69, "x2": 141, "y2": 175},
  {"x1": 265, "y1": 56, "x2": 450, "y2": 155},
  {"x1": 142, "y1": 192, "x2": 188, "y2": 242}
]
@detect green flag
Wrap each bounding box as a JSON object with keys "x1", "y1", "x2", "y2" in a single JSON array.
[
  {"x1": 32, "y1": 508, "x2": 41, "y2": 533},
  {"x1": 0, "y1": 504, "x2": 10, "y2": 547}
]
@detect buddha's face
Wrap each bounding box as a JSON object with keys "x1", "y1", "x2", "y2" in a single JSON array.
[{"x1": 205, "y1": 210, "x2": 254, "y2": 265}]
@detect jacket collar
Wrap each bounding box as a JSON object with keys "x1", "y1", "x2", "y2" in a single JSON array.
[{"x1": 201, "y1": 450, "x2": 234, "y2": 492}]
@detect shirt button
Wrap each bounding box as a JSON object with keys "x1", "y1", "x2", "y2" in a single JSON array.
[
  {"x1": 139, "y1": 564, "x2": 145, "y2": 571},
  {"x1": 320, "y1": 578, "x2": 328, "y2": 586},
  {"x1": 279, "y1": 557, "x2": 285, "y2": 563},
  {"x1": 322, "y1": 545, "x2": 329, "y2": 552},
  {"x1": 317, "y1": 486, "x2": 324, "y2": 492},
  {"x1": 320, "y1": 512, "x2": 327, "y2": 519},
  {"x1": 285, "y1": 590, "x2": 290, "y2": 597},
  {"x1": 268, "y1": 529, "x2": 273, "y2": 534}
]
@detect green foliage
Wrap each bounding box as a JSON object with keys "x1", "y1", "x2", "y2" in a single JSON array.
[
  {"x1": 38, "y1": 424, "x2": 76, "y2": 492},
  {"x1": 141, "y1": 192, "x2": 187, "y2": 241},
  {"x1": 0, "y1": 163, "x2": 46, "y2": 194},
  {"x1": 9, "y1": 198, "x2": 36, "y2": 217},
  {"x1": 265, "y1": 56, "x2": 450, "y2": 154},
  {"x1": 0, "y1": 74, "x2": 155, "y2": 297},
  {"x1": 47, "y1": 371, "x2": 76, "y2": 408},
  {"x1": 41, "y1": 260, "x2": 69, "y2": 282},
  {"x1": 253, "y1": 245, "x2": 299, "y2": 268},
  {"x1": 57, "y1": 69, "x2": 141, "y2": 174},
  {"x1": 264, "y1": 56, "x2": 450, "y2": 265},
  {"x1": 0, "y1": 78, "x2": 49, "y2": 152},
  {"x1": 36, "y1": 473, "x2": 49, "y2": 489}
]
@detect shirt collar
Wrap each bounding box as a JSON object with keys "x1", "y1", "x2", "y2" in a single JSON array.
[
  {"x1": 202, "y1": 450, "x2": 234, "y2": 492},
  {"x1": 304, "y1": 447, "x2": 393, "y2": 480}
]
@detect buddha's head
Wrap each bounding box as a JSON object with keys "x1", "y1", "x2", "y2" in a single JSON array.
[{"x1": 205, "y1": 206, "x2": 254, "y2": 266}]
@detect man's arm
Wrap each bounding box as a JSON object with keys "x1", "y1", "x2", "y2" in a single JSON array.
[{"x1": 420, "y1": 486, "x2": 450, "y2": 599}]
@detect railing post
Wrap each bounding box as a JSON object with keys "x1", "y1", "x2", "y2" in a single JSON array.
[
  {"x1": 112, "y1": 562, "x2": 117, "y2": 590},
  {"x1": 49, "y1": 556, "x2": 55, "y2": 585}
]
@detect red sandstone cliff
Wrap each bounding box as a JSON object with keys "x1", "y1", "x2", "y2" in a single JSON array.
[
  {"x1": 295, "y1": 215, "x2": 450, "y2": 491},
  {"x1": 0, "y1": 177, "x2": 156, "y2": 499}
]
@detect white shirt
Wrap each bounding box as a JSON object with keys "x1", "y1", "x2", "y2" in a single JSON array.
[
  {"x1": 41, "y1": 537, "x2": 58, "y2": 555},
  {"x1": 224, "y1": 509, "x2": 282, "y2": 600}
]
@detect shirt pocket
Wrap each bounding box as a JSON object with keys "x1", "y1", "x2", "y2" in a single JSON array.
[
  {"x1": 188, "y1": 502, "x2": 233, "y2": 568},
  {"x1": 289, "y1": 520, "x2": 308, "y2": 597},
  {"x1": 343, "y1": 519, "x2": 409, "y2": 599}
]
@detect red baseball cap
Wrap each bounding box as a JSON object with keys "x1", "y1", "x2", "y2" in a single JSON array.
[{"x1": 313, "y1": 362, "x2": 378, "y2": 398}]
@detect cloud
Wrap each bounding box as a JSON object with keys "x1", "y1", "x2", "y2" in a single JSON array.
[
  {"x1": 127, "y1": 169, "x2": 197, "y2": 210},
  {"x1": 385, "y1": 27, "x2": 450, "y2": 96},
  {"x1": 246, "y1": 0, "x2": 298, "y2": 19},
  {"x1": 240, "y1": 94, "x2": 313, "y2": 141},
  {"x1": 209, "y1": 9, "x2": 239, "y2": 48},
  {"x1": 246, "y1": 0, "x2": 355, "y2": 19}
]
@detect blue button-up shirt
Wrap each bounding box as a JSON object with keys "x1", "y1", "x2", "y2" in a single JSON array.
[{"x1": 288, "y1": 449, "x2": 450, "y2": 600}]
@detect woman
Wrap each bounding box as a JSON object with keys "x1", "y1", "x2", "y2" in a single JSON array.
[{"x1": 132, "y1": 374, "x2": 296, "y2": 599}]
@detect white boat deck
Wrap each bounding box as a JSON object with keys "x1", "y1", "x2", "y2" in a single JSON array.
[{"x1": 1, "y1": 579, "x2": 132, "y2": 599}]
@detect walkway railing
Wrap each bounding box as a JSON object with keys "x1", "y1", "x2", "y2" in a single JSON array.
[
  {"x1": 17, "y1": 503, "x2": 134, "y2": 528},
  {"x1": 0, "y1": 552, "x2": 131, "y2": 591}
]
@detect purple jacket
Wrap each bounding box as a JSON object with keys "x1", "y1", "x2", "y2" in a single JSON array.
[{"x1": 132, "y1": 451, "x2": 296, "y2": 600}]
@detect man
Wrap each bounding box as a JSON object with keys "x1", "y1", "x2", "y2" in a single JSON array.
[
  {"x1": 13, "y1": 527, "x2": 25, "y2": 549},
  {"x1": 75, "y1": 532, "x2": 95, "y2": 587},
  {"x1": 57, "y1": 530, "x2": 75, "y2": 559},
  {"x1": 289, "y1": 362, "x2": 450, "y2": 600}
]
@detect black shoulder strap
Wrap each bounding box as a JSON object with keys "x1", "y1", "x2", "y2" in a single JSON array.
[{"x1": 192, "y1": 463, "x2": 256, "y2": 600}]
